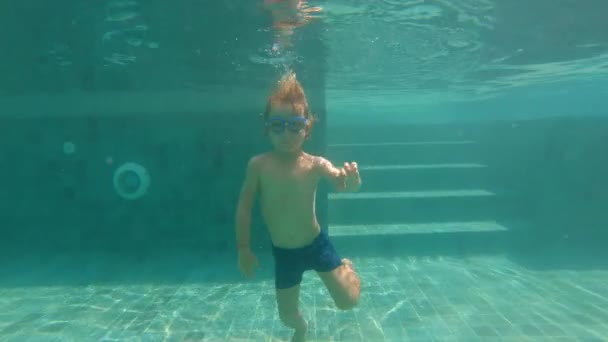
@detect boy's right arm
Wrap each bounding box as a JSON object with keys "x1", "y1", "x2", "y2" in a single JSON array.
[{"x1": 235, "y1": 156, "x2": 260, "y2": 252}]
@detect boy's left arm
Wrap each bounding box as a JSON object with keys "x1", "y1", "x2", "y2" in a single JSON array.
[{"x1": 316, "y1": 157, "x2": 362, "y2": 192}]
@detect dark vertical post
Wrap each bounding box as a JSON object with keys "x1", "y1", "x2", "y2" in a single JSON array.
[
  {"x1": 315, "y1": 90, "x2": 329, "y2": 232},
  {"x1": 296, "y1": 22, "x2": 328, "y2": 234},
  {"x1": 312, "y1": 83, "x2": 327, "y2": 234}
]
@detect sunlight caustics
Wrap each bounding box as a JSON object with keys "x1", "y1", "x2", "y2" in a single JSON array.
[{"x1": 322, "y1": 0, "x2": 608, "y2": 112}]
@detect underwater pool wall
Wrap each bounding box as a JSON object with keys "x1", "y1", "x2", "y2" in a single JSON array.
[
  {"x1": 0, "y1": 85, "x2": 327, "y2": 258},
  {"x1": 0, "y1": 0, "x2": 331, "y2": 258}
]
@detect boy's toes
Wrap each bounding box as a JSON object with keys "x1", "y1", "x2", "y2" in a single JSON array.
[{"x1": 342, "y1": 258, "x2": 354, "y2": 270}]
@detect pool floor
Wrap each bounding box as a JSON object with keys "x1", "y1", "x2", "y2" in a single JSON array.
[{"x1": 1, "y1": 252, "x2": 607, "y2": 341}]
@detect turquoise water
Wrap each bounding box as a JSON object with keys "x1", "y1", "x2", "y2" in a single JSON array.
[{"x1": 2, "y1": 0, "x2": 608, "y2": 341}]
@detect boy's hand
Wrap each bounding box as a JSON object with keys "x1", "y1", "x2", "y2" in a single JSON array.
[
  {"x1": 238, "y1": 249, "x2": 260, "y2": 279},
  {"x1": 343, "y1": 162, "x2": 361, "y2": 191}
]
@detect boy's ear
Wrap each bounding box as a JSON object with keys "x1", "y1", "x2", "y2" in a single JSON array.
[
  {"x1": 304, "y1": 127, "x2": 311, "y2": 139},
  {"x1": 305, "y1": 119, "x2": 313, "y2": 139}
]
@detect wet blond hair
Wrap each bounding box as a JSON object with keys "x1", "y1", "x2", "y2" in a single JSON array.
[{"x1": 263, "y1": 71, "x2": 317, "y2": 136}]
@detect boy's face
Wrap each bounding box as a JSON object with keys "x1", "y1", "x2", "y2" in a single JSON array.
[{"x1": 266, "y1": 104, "x2": 308, "y2": 153}]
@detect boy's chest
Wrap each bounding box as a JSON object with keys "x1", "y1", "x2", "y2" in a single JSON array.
[{"x1": 260, "y1": 162, "x2": 318, "y2": 190}]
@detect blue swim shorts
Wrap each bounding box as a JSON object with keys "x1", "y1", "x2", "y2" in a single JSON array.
[{"x1": 271, "y1": 230, "x2": 342, "y2": 289}]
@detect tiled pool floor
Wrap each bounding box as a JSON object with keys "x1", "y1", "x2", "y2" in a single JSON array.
[{"x1": 1, "y1": 253, "x2": 607, "y2": 341}]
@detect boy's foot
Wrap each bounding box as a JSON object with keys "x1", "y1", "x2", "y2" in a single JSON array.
[
  {"x1": 342, "y1": 258, "x2": 354, "y2": 271},
  {"x1": 291, "y1": 319, "x2": 308, "y2": 342}
]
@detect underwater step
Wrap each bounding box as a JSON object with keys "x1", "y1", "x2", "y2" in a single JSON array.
[
  {"x1": 326, "y1": 140, "x2": 482, "y2": 165},
  {"x1": 329, "y1": 189, "x2": 494, "y2": 199},
  {"x1": 359, "y1": 163, "x2": 486, "y2": 170},
  {"x1": 328, "y1": 189, "x2": 525, "y2": 225},
  {"x1": 329, "y1": 227, "x2": 513, "y2": 257},
  {"x1": 356, "y1": 163, "x2": 490, "y2": 191},
  {"x1": 328, "y1": 123, "x2": 481, "y2": 144},
  {"x1": 328, "y1": 221, "x2": 509, "y2": 237},
  {"x1": 328, "y1": 141, "x2": 477, "y2": 147}
]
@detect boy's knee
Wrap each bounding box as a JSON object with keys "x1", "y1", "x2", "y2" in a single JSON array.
[{"x1": 335, "y1": 275, "x2": 360, "y2": 310}]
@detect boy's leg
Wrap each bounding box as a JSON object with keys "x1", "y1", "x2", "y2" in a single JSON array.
[
  {"x1": 276, "y1": 284, "x2": 308, "y2": 339},
  {"x1": 311, "y1": 231, "x2": 361, "y2": 310},
  {"x1": 272, "y1": 243, "x2": 308, "y2": 340},
  {"x1": 317, "y1": 258, "x2": 360, "y2": 310}
]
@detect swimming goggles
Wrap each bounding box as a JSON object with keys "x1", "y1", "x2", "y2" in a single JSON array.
[{"x1": 266, "y1": 116, "x2": 308, "y2": 133}]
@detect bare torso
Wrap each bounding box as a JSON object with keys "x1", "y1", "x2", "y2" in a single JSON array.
[{"x1": 257, "y1": 151, "x2": 322, "y2": 248}]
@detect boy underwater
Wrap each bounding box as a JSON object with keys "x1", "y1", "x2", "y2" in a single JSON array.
[{"x1": 235, "y1": 72, "x2": 362, "y2": 341}]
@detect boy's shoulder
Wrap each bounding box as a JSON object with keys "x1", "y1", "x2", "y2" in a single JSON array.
[
  {"x1": 300, "y1": 153, "x2": 333, "y2": 167},
  {"x1": 248, "y1": 152, "x2": 271, "y2": 167},
  {"x1": 252, "y1": 151, "x2": 279, "y2": 160},
  {"x1": 249, "y1": 151, "x2": 324, "y2": 160},
  {"x1": 309, "y1": 154, "x2": 331, "y2": 167},
  {"x1": 248, "y1": 152, "x2": 326, "y2": 169},
  {"x1": 307, "y1": 154, "x2": 337, "y2": 175}
]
